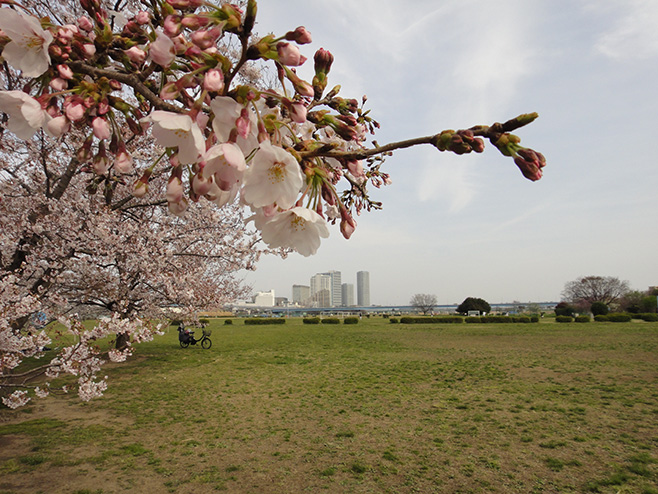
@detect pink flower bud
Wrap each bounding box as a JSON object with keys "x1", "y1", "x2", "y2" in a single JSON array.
[
  {"x1": 46, "y1": 116, "x2": 70, "y2": 137},
  {"x1": 64, "y1": 96, "x2": 86, "y2": 122},
  {"x1": 135, "y1": 11, "x2": 150, "y2": 25},
  {"x1": 125, "y1": 46, "x2": 146, "y2": 64},
  {"x1": 181, "y1": 14, "x2": 209, "y2": 30},
  {"x1": 203, "y1": 69, "x2": 224, "y2": 92},
  {"x1": 163, "y1": 15, "x2": 182, "y2": 37},
  {"x1": 191, "y1": 30, "x2": 214, "y2": 50},
  {"x1": 92, "y1": 117, "x2": 111, "y2": 140},
  {"x1": 50, "y1": 78, "x2": 68, "y2": 91},
  {"x1": 514, "y1": 148, "x2": 546, "y2": 181},
  {"x1": 171, "y1": 34, "x2": 189, "y2": 54},
  {"x1": 347, "y1": 160, "x2": 366, "y2": 183},
  {"x1": 166, "y1": 176, "x2": 184, "y2": 203},
  {"x1": 150, "y1": 32, "x2": 176, "y2": 67},
  {"x1": 277, "y1": 42, "x2": 306, "y2": 66},
  {"x1": 114, "y1": 146, "x2": 133, "y2": 174},
  {"x1": 82, "y1": 44, "x2": 96, "y2": 58},
  {"x1": 235, "y1": 108, "x2": 251, "y2": 139},
  {"x1": 289, "y1": 101, "x2": 307, "y2": 124},
  {"x1": 285, "y1": 26, "x2": 312, "y2": 44},
  {"x1": 57, "y1": 64, "x2": 74, "y2": 80},
  {"x1": 77, "y1": 16, "x2": 94, "y2": 32}
]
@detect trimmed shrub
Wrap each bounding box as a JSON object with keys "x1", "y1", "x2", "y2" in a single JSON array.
[
  {"x1": 303, "y1": 317, "x2": 321, "y2": 325},
  {"x1": 513, "y1": 316, "x2": 532, "y2": 323},
  {"x1": 575, "y1": 315, "x2": 590, "y2": 323},
  {"x1": 465, "y1": 316, "x2": 481, "y2": 324},
  {"x1": 639, "y1": 313, "x2": 658, "y2": 322},
  {"x1": 399, "y1": 316, "x2": 464, "y2": 324},
  {"x1": 223, "y1": 319, "x2": 233, "y2": 325},
  {"x1": 244, "y1": 318, "x2": 286, "y2": 325},
  {"x1": 199, "y1": 318, "x2": 210, "y2": 325},
  {"x1": 390, "y1": 318, "x2": 399, "y2": 324},
  {"x1": 530, "y1": 316, "x2": 540, "y2": 323},
  {"x1": 344, "y1": 317, "x2": 359, "y2": 325},
  {"x1": 590, "y1": 302, "x2": 609, "y2": 316},
  {"x1": 594, "y1": 315, "x2": 609, "y2": 322},
  {"x1": 607, "y1": 313, "x2": 632, "y2": 322},
  {"x1": 555, "y1": 316, "x2": 573, "y2": 323},
  {"x1": 321, "y1": 318, "x2": 341, "y2": 324}
]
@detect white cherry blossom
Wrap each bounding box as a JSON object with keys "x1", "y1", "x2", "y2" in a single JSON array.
[
  {"x1": 0, "y1": 9, "x2": 53, "y2": 77},
  {"x1": 140, "y1": 111, "x2": 205, "y2": 164},
  {"x1": 0, "y1": 91, "x2": 49, "y2": 139},
  {"x1": 241, "y1": 141, "x2": 304, "y2": 210},
  {"x1": 259, "y1": 207, "x2": 329, "y2": 256}
]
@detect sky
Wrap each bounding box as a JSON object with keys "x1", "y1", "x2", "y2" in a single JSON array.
[{"x1": 240, "y1": 0, "x2": 658, "y2": 306}]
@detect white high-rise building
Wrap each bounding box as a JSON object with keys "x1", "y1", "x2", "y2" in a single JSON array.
[
  {"x1": 325, "y1": 270, "x2": 342, "y2": 307},
  {"x1": 310, "y1": 273, "x2": 332, "y2": 307},
  {"x1": 357, "y1": 271, "x2": 370, "y2": 306},
  {"x1": 342, "y1": 283, "x2": 355, "y2": 307}
]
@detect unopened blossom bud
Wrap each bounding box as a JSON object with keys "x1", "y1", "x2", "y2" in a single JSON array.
[
  {"x1": 166, "y1": 175, "x2": 184, "y2": 203},
  {"x1": 168, "y1": 197, "x2": 188, "y2": 216},
  {"x1": 114, "y1": 148, "x2": 133, "y2": 175},
  {"x1": 285, "y1": 26, "x2": 312, "y2": 45},
  {"x1": 289, "y1": 101, "x2": 307, "y2": 123},
  {"x1": 77, "y1": 16, "x2": 94, "y2": 32},
  {"x1": 46, "y1": 115, "x2": 70, "y2": 137},
  {"x1": 126, "y1": 117, "x2": 143, "y2": 136},
  {"x1": 50, "y1": 78, "x2": 68, "y2": 91},
  {"x1": 163, "y1": 15, "x2": 182, "y2": 37},
  {"x1": 314, "y1": 48, "x2": 333, "y2": 75},
  {"x1": 339, "y1": 205, "x2": 356, "y2": 240},
  {"x1": 277, "y1": 42, "x2": 306, "y2": 66},
  {"x1": 514, "y1": 148, "x2": 546, "y2": 182},
  {"x1": 57, "y1": 64, "x2": 73, "y2": 80},
  {"x1": 203, "y1": 69, "x2": 224, "y2": 92},
  {"x1": 125, "y1": 46, "x2": 146, "y2": 64},
  {"x1": 92, "y1": 117, "x2": 111, "y2": 140},
  {"x1": 65, "y1": 96, "x2": 86, "y2": 122},
  {"x1": 82, "y1": 43, "x2": 96, "y2": 58},
  {"x1": 171, "y1": 34, "x2": 189, "y2": 54},
  {"x1": 166, "y1": 0, "x2": 202, "y2": 8},
  {"x1": 181, "y1": 14, "x2": 209, "y2": 30},
  {"x1": 235, "y1": 108, "x2": 251, "y2": 139},
  {"x1": 135, "y1": 11, "x2": 150, "y2": 25},
  {"x1": 92, "y1": 142, "x2": 109, "y2": 174},
  {"x1": 132, "y1": 169, "x2": 151, "y2": 197}
]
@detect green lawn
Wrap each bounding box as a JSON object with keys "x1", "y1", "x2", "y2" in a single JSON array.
[{"x1": 1, "y1": 318, "x2": 657, "y2": 493}]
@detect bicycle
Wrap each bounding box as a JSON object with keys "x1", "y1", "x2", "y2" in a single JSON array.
[{"x1": 178, "y1": 325, "x2": 212, "y2": 349}]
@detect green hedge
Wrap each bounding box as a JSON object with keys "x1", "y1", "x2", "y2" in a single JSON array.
[
  {"x1": 465, "y1": 316, "x2": 536, "y2": 324},
  {"x1": 244, "y1": 318, "x2": 286, "y2": 325},
  {"x1": 631, "y1": 313, "x2": 658, "y2": 322},
  {"x1": 344, "y1": 317, "x2": 359, "y2": 325},
  {"x1": 223, "y1": 319, "x2": 233, "y2": 325},
  {"x1": 575, "y1": 315, "x2": 590, "y2": 323},
  {"x1": 400, "y1": 316, "x2": 464, "y2": 324},
  {"x1": 390, "y1": 318, "x2": 399, "y2": 324},
  {"x1": 303, "y1": 317, "x2": 321, "y2": 324},
  {"x1": 321, "y1": 318, "x2": 341, "y2": 324},
  {"x1": 556, "y1": 316, "x2": 573, "y2": 323}
]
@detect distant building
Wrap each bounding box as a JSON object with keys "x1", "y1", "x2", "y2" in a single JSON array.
[
  {"x1": 342, "y1": 283, "x2": 355, "y2": 307},
  {"x1": 292, "y1": 285, "x2": 310, "y2": 306},
  {"x1": 357, "y1": 271, "x2": 370, "y2": 306},
  {"x1": 310, "y1": 273, "x2": 332, "y2": 307},
  {"x1": 325, "y1": 270, "x2": 342, "y2": 307},
  {"x1": 252, "y1": 290, "x2": 275, "y2": 307}
]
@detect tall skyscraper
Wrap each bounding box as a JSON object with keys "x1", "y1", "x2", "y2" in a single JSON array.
[
  {"x1": 325, "y1": 270, "x2": 342, "y2": 307},
  {"x1": 342, "y1": 283, "x2": 355, "y2": 307},
  {"x1": 357, "y1": 271, "x2": 370, "y2": 306}
]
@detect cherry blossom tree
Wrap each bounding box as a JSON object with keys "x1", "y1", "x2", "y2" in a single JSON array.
[{"x1": 0, "y1": 0, "x2": 546, "y2": 407}]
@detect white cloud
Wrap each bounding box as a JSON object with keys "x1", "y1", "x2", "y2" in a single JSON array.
[{"x1": 593, "y1": 0, "x2": 658, "y2": 59}]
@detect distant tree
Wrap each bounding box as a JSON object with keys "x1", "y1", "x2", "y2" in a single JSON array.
[
  {"x1": 590, "y1": 302, "x2": 609, "y2": 316},
  {"x1": 619, "y1": 290, "x2": 658, "y2": 313},
  {"x1": 554, "y1": 302, "x2": 575, "y2": 317},
  {"x1": 457, "y1": 297, "x2": 491, "y2": 315},
  {"x1": 410, "y1": 294, "x2": 438, "y2": 315},
  {"x1": 561, "y1": 276, "x2": 629, "y2": 306}
]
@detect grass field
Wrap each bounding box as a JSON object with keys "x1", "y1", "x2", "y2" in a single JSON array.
[{"x1": 1, "y1": 318, "x2": 657, "y2": 493}]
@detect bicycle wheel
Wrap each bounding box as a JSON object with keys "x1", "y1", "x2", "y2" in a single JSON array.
[
  {"x1": 201, "y1": 337, "x2": 212, "y2": 349},
  {"x1": 179, "y1": 340, "x2": 190, "y2": 348}
]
